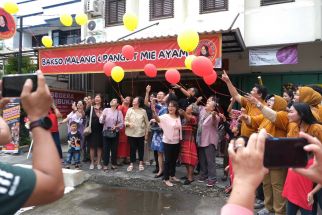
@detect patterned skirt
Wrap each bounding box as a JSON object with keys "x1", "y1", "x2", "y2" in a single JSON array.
[
  {"x1": 151, "y1": 131, "x2": 164, "y2": 153},
  {"x1": 180, "y1": 139, "x2": 198, "y2": 167},
  {"x1": 117, "y1": 128, "x2": 130, "y2": 158}
]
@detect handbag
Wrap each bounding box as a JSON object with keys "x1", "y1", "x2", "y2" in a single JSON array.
[
  {"x1": 102, "y1": 110, "x2": 119, "y2": 138},
  {"x1": 83, "y1": 106, "x2": 93, "y2": 137},
  {"x1": 102, "y1": 129, "x2": 117, "y2": 138}
]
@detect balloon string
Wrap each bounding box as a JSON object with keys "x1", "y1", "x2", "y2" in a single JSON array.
[
  {"x1": 109, "y1": 78, "x2": 122, "y2": 98},
  {"x1": 194, "y1": 79, "x2": 208, "y2": 100},
  {"x1": 217, "y1": 76, "x2": 249, "y2": 95},
  {"x1": 117, "y1": 83, "x2": 122, "y2": 97},
  {"x1": 131, "y1": 71, "x2": 134, "y2": 97}
]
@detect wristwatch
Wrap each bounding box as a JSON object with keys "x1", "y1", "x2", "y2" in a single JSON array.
[
  {"x1": 29, "y1": 117, "x2": 52, "y2": 130},
  {"x1": 256, "y1": 103, "x2": 263, "y2": 110}
]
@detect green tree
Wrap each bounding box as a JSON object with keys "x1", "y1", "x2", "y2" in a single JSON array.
[
  {"x1": 3, "y1": 56, "x2": 37, "y2": 148},
  {"x1": 4, "y1": 56, "x2": 37, "y2": 74}
]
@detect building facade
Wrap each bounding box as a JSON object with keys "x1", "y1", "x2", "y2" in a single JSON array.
[{"x1": 1, "y1": 0, "x2": 322, "y2": 96}]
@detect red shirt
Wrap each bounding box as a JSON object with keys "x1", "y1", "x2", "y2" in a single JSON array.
[
  {"x1": 48, "y1": 110, "x2": 59, "y2": 133},
  {"x1": 282, "y1": 158, "x2": 314, "y2": 210}
]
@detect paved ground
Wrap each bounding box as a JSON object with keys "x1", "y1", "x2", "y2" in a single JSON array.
[{"x1": 1, "y1": 144, "x2": 231, "y2": 214}]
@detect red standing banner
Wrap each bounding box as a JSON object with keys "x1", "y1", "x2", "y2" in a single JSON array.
[
  {"x1": 50, "y1": 89, "x2": 85, "y2": 118},
  {"x1": 39, "y1": 34, "x2": 222, "y2": 74}
]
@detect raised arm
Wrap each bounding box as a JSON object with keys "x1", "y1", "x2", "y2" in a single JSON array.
[
  {"x1": 244, "y1": 94, "x2": 277, "y2": 123},
  {"x1": 227, "y1": 97, "x2": 235, "y2": 113},
  {"x1": 21, "y1": 73, "x2": 64, "y2": 206},
  {"x1": 151, "y1": 100, "x2": 160, "y2": 123},
  {"x1": 144, "y1": 85, "x2": 151, "y2": 106},
  {"x1": 173, "y1": 84, "x2": 190, "y2": 97},
  {"x1": 52, "y1": 104, "x2": 62, "y2": 119},
  {"x1": 221, "y1": 70, "x2": 242, "y2": 104}
]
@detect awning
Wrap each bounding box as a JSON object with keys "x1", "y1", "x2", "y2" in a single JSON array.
[{"x1": 38, "y1": 32, "x2": 223, "y2": 74}]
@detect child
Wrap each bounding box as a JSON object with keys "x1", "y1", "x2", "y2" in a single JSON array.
[{"x1": 65, "y1": 121, "x2": 82, "y2": 169}]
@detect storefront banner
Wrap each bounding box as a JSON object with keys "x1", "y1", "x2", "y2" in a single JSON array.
[
  {"x1": 1, "y1": 98, "x2": 20, "y2": 153},
  {"x1": 50, "y1": 89, "x2": 85, "y2": 117},
  {"x1": 39, "y1": 34, "x2": 222, "y2": 74},
  {"x1": 249, "y1": 45, "x2": 298, "y2": 66}
]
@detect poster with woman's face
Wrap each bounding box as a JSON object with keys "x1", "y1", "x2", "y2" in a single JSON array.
[{"x1": 0, "y1": 8, "x2": 16, "y2": 39}]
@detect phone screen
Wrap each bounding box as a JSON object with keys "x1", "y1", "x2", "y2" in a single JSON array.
[
  {"x1": 264, "y1": 137, "x2": 308, "y2": 168},
  {"x1": 2, "y1": 74, "x2": 38, "y2": 98}
]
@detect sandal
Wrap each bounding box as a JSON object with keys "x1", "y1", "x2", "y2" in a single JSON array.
[
  {"x1": 139, "y1": 164, "x2": 144, "y2": 171},
  {"x1": 170, "y1": 177, "x2": 180, "y2": 182},
  {"x1": 164, "y1": 180, "x2": 174, "y2": 187},
  {"x1": 127, "y1": 165, "x2": 134, "y2": 172}
]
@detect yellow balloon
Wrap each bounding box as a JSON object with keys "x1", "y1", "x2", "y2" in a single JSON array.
[
  {"x1": 111, "y1": 66, "x2": 125, "y2": 83},
  {"x1": 123, "y1": 12, "x2": 138, "y2": 31},
  {"x1": 4, "y1": 1, "x2": 19, "y2": 14},
  {"x1": 185, "y1": 55, "x2": 196, "y2": 70},
  {"x1": 177, "y1": 29, "x2": 199, "y2": 52},
  {"x1": 75, "y1": 13, "x2": 88, "y2": 26},
  {"x1": 41, "y1": 36, "x2": 53, "y2": 48},
  {"x1": 60, "y1": 14, "x2": 73, "y2": 27}
]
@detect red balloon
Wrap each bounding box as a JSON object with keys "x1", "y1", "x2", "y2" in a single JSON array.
[
  {"x1": 191, "y1": 56, "x2": 214, "y2": 77},
  {"x1": 165, "y1": 69, "x2": 180, "y2": 84},
  {"x1": 144, "y1": 63, "x2": 157, "y2": 78},
  {"x1": 203, "y1": 70, "x2": 218, "y2": 85},
  {"x1": 122, "y1": 45, "x2": 135, "y2": 60},
  {"x1": 103, "y1": 61, "x2": 116, "y2": 77}
]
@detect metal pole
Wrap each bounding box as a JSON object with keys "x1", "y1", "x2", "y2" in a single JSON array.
[
  {"x1": 117, "y1": 22, "x2": 159, "y2": 41},
  {"x1": 18, "y1": 17, "x2": 23, "y2": 74}
]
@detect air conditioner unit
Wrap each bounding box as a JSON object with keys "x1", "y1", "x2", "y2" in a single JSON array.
[
  {"x1": 85, "y1": 0, "x2": 104, "y2": 17},
  {"x1": 87, "y1": 18, "x2": 105, "y2": 33},
  {"x1": 86, "y1": 34, "x2": 105, "y2": 44}
]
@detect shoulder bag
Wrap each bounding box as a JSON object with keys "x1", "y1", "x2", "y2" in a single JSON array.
[
  {"x1": 83, "y1": 106, "x2": 93, "y2": 137},
  {"x1": 103, "y1": 110, "x2": 119, "y2": 138}
]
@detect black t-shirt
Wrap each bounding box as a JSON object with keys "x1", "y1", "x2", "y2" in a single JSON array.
[
  {"x1": 143, "y1": 105, "x2": 153, "y2": 121},
  {"x1": 178, "y1": 96, "x2": 196, "y2": 110},
  {"x1": 0, "y1": 162, "x2": 36, "y2": 215}
]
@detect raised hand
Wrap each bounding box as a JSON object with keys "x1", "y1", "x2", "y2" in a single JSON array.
[
  {"x1": 221, "y1": 70, "x2": 230, "y2": 83},
  {"x1": 293, "y1": 132, "x2": 322, "y2": 185},
  {"x1": 146, "y1": 85, "x2": 151, "y2": 93},
  {"x1": 21, "y1": 72, "x2": 52, "y2": 122},
  {"x1": 245, "y1": 93, "x2": 259, "y2": 105}
]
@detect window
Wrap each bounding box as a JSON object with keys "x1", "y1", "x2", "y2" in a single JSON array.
[
  {"x1": 149, "y1": 0, "x2": 174, "y2": 21},
  {"x1": 59, "y1": 29, "x2": 81, "y2": 45},
  {"x1": 261, "y1": 0, "x2": 294, "y2": 6},
  {"x1": 105, "y1": 0, "x2": 126, "y2": 26},
  {"x1": 200, "y1": 0, "x2": 228, "y2": 14},
  {"x1": 69, "y1": 74, "x2": 92, "y2": 91},
  {"x1": 32, "y1": 34, "x2": 47, "y2": 47}
]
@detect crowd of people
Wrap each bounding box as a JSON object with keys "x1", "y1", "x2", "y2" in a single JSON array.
[
  {"x1": 46, "y1": 71, "x2": 322, "y2": 215},
  {"x1": 0, "y1": 71, "x2": 321, "y2": 215}
]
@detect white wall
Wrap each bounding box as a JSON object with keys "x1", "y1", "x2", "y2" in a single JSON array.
[
  {"x1": 104, "y1": 0, "x2": 244, "y2": 41},
  {"x1": 244, "y1": 0, "x2": 321, "y2": 47},
  {"x1": 223, "y1": 42, "x2": 322, "y2": 74}
]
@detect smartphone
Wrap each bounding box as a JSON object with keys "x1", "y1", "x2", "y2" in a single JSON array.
[
  {"x1": 264, "y1": 137, "x2": 308, "y2": 168},
  {"x1": 2, "y1": 73, "x2": 38, "y2": 97}
]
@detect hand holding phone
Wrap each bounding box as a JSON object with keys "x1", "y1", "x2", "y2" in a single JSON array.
[{"x1": 2, "y1": 73, "x2": 38, "y2": 98}]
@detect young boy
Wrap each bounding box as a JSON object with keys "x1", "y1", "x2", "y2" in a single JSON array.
[{"x1": 65, "y1": 121, "x2": 82, "y2": 169}]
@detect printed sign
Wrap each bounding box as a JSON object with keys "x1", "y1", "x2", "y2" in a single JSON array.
[
  {"x1": 249, "y1": 45, "x2": 298, "y2": 66},
  {"x1": 39, "y1": 34, "x2": 222, "y2": 74},
  {"x1": 0, "y1": 8, "x2": 16, "y2": 39},
  {"x1": 50, "y1": 89, "x2": 85, "y2": 118},
  {"x1": 1, "y1": 98, "x2": 20, "y2": 153}
]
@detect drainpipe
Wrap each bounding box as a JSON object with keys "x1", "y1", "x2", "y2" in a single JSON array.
[
  {"x1": 18, "y1": 17, "x2": 23, "y2": 74},
  {"x1": 315, "y1": 0, "x2": 322, "y2": 40}
]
